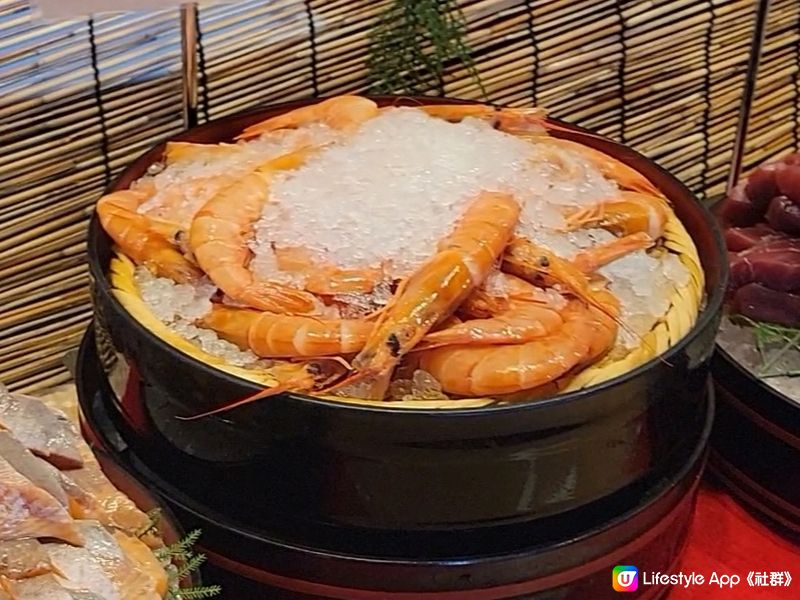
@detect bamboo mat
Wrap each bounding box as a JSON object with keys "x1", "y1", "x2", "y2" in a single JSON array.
[{"x1": 0, "y1": 0, "x2": 799, "y2": 392}]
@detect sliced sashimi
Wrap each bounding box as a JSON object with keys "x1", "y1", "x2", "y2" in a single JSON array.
[
  {"x1": 62, "y1": 445, "x2": 150, "y2": 535},
  {"x1": 765, "y1": 195, "x2": 800, "y2": 235},
  {"x1": 1, "y1": 574, "x2": 75, "y2": 600},
  {"x1": 44, "y1": 540, "x2": 119, "y2": 600},
  {"x1": 0, "y1": 540, "x2": 52, "y2": 579},
  {"x1": 733, "y1": 283, "x2": 800, "y2": 328},
  {"x1": 0, "y1": 393, "x2": 82, "y2": 470},
  {"x1": 113, "y1": 532, "x2": 168, "y2": 597},
  {"x1": 724, "y1": 224, "x2": 786, "y2": 251},
  {"x1": 0, "y1": 456, "x2": 82, "y2": 546},
  {"x1": 0, "y1": 432, "x2": 68, "y2": 507},
  {"x1": 73, "y1": 522, "x2": 161, "y2": 600},
  {"x1": 720, "y1": 183, "x2": 766, "y2": 226}
]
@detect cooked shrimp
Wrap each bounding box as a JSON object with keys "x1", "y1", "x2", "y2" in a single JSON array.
[
  {"x1": 417, "y1": 273, "x2": 565, "y2": 349},
  {"x1": 237, "y1": 95, "x2": 379, "y2": 140},
  {"x1": 335, "y1": 191, "x2": 521, "y2": 399},
  {"x1": 411, "y1": 103, "x2": 573, "y2": 137},
  {"x1": 96, "y1": 189, "x2": 202, "y2": 283},
  {"x1": 273, "y1": 246, "x2": 385, "y2": 295},
  {"x1": 418, "y1": 290, "x2": 619, "y2": 396},
  {"x1": 562, "y1": 191, "x2": 670, "y2": 239},
  {"x1": 539, "y1": 138, "x2": 665, "y2": 198},
  {"x1": 571, "y1": 232, "x2": 654, "y2": 272},
  {"x1": 199, "y1": 305, "x2": 373, "y2": 358},
  {"x1": 182, "y1": 359, "x2": 350, "y2": 419},
  {"x1": 188, "y1": 148, "x2": 321, "y2": 313}
]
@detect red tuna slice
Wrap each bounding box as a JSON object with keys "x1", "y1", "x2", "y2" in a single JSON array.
[
  {"x1": 775, "y1": 163, "x2": 800, "y2": 204},
  {"x1": 733, "y1": 283, "x2": 800, "y2": 328},
  {"x1": 729, "y1": 239, "x2": 800, "y2": 292},
  {"x1": 744, "y1": 162, "x2": 780, "y2": 210},
  {"x1": 765, "y1": 194, "x2": 800, "y2": 235},
  {"x1": 719, "y1": 183, "x2": 766, "y2": 226},
  {"x1": 724, "y1": 224, "x2": 786, "y2": 251}
]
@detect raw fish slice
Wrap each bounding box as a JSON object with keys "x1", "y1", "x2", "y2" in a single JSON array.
[
  {"x1": 0, "y1": 432, "x2": 68, "y2": 506},
  {"x1": 724, "y1": 224, "x2": 786, "y2": 251},
  {"x1": 765, "y1": 195, "x2": 800, "y2": 235},
  {"x1": 44, "y1": 541, "x2": 119, "y2": 600},
  {"x1": 775, "y1": 163, "x2": 800, "y2": 203},
  {"x1": 729, "y1": 246, "x2": 800, "y2": 293},
  {"x1": 1, "y1": 574, "x2": 75, "y2": 600},
  {"x1": 733, "y1": 283, "x2": 800, "y2": 327},
  {"x1": 68, "y1": 593, "x2": 105, "y2": 600},
  {"x1": 744, "y1": 162, "x2": 780, "y2": 210},
  {"x1": 0, "y1": 392, "x2": 82, "y2": 470},
  {"x1": 0, "y1": 540, "x2": 52, "y2": 579},
  {"x1": 74, "y1": 522, "x2": 162, "y2": 600},
  {"x1": 0, "y1": 456, "x2": 82, "y2": 546},
  {"x1": 720, "y1": 183, "x2": 766, "y2": 226},
  {"x1": 113, "y1": 532, "x2": 168, "y2": 597},
  {"x1": 782, "y1": 152, "x2": 800, "y2": 166},
  {"x1": 62, "y1": 444, "x2": 150, "y2": 535}
]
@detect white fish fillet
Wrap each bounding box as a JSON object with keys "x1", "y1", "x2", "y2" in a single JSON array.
[
  {"x1": 1, "y1": 574, "x2": 75, "y2": 600},
  {"x1": 0, "y1": 539, "x2": 52, "y2": 579},
  {"x1": 0, "y1": 456, "x2": 82, "y2": 546},
  {"x1": 0, "y1": 432, "x2": 68, "y2": 507},
  {"x1": 0, "y1": 393, "x2": 82, "y2": 470}
]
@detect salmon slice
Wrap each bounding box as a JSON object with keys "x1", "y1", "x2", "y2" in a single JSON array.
[
  {"x1": 0, "y1": 540, "x2": 52, "y2": 579},
  {"x1": 70, "y1": 522, "x2": 162, "y2": 600},
  {"x1": 0, "y1": 456, "x2": 82, "y2": 546},
  {"x1": 61, "y1": 444, "x2": 150, "y2": 535},
  {"x1": 1, "y1": 573, "x2": 75, "y2": 600},
  {"x1": 113, "y1": 532, "x2": 168, "y2": 597},
  {"x1": 0, "y1": 393, "x2": 82, "y2": 470},
  {"x1": 0, "y1": 432, "x2": 68, "y2": 507}
]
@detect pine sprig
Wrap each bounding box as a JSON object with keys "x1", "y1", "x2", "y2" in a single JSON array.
[
  {"x1": 156, "y1": 529, "x2": 203, "y2": 560},
  {"x1": 368, "y1": 0, "x2": 486, "y2": 98},
  {"x1": 174, "y1": 586, "x2": 223, "y2": 600}
]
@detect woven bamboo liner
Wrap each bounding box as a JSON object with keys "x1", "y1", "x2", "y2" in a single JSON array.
[
  {"x1": 0, "y1": 0, "x2": 797, "y2": 393},
  {"x1": 106, "y1": 195, "x2": 703, "y2": 410}
]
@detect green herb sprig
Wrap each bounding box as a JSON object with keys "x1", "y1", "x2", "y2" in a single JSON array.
[
  {"x1": 741, "y1": 316, "x2": 800, "y2": 378},
  {"x1": 368, "y1": 0, "x2": 486, "y2": 98},
  {"x1": 143, "y1": 512, "x2": 221, "y2": 600}
]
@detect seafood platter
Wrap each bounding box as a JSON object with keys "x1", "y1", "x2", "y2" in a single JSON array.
[
  {"x1": 713, "y1": 153, "x2": 800, "y2": 534},
  {"x1": 82, "y1": 95, "x2": 726, "y2": 596},
  {"x1": 0, "y1": 385, "x2": 199, "y2": 599}
]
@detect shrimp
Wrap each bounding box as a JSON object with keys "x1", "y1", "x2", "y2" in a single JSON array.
[
  {"x1": 418, "y1": 289, "x2": 619, "y2": 396},
  {"x1": 562, "y1": 191, "x2": 670, "y2": 239},
  {"x1": 416, "y1": 273, "x2": 565, "y2": 349},
  {"x1": 181, "y1": 359, "x2": 350, "y2": 420},
  {"x1": 199, "y1": 305, "x2": 373, "y2": 358},
  {"x1": 188, "y1": 148, "x2": 321, "y2": 313},
  {"x1": 237, "y1": 95, "x2": 380, "y2": 140},
  {"x1": 96, "y1": 189, "x2": 203, "y2": 283},
  {"x1": 273, "y1": 246, "x2": 386, "y2": 295},
  {"x1": 333, "y1": 191, "x2": 521, "y2": 399},
  {"x1": 410, "y1": 103, "x2": 580, "y2": 137},
  {"x1": 539, "y1": 138, "x2": 665, "y2": 198},
  {"x1": 571, "y1": 232, "x2": 654, "y2": 272}
]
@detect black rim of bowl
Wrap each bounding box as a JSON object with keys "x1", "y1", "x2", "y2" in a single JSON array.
[{"x1": 87, "y1": 94, "x2": 729, "y2": 418}]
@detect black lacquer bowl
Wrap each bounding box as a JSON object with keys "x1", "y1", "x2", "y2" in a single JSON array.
[
  {"x1": 86, "y1": 96, "x2": 727, "y2": 534},
  {"x1": 78, "y1": 327, "x2": 713, "y2": 599}
]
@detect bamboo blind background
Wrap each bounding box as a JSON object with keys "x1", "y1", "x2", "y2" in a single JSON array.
[{"x1": 1, "y1": 0, "x2": 798, "y2": 393}]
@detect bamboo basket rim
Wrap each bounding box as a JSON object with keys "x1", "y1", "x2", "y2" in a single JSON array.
[{"x1": 92, "y1": 95, "x2": 725, "y2": 414}]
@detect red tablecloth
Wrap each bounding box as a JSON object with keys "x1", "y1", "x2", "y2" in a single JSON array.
[{"x1": 670, "y1": 485, "x2": 799, "y2": 598}]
